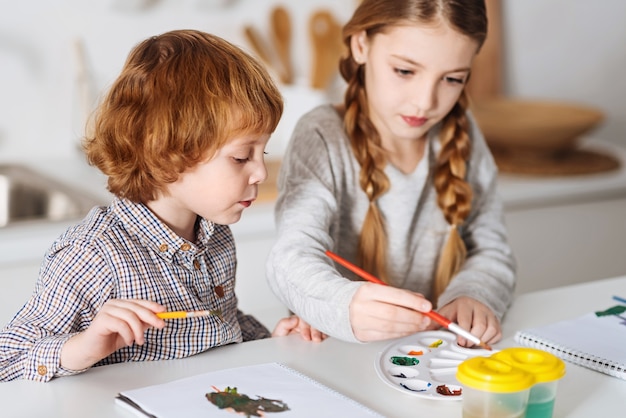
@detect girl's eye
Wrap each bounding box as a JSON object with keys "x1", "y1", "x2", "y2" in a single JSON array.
[
  {"x1": 444, "y1": 76, "x2": 465, "y2": 84},
  {"x1": 233, "y1": 157, "x2": 249, "y2": 164},
  {"x1": 394, "y1": 68, "x2": 413, "y2": 77}
]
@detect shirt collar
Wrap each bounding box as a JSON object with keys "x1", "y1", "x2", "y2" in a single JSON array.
[{"x1": 112, "y1": 198, "x2": 214, "y2": 261}]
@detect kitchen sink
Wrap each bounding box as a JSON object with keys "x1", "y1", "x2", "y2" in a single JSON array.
[{"x1": 0, "y1": 164, "x2": 103, "y2": 227}]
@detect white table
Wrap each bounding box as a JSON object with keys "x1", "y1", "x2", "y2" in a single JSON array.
[{"x1": 1, "y1": 275, "x2": 625, "y2": 417}]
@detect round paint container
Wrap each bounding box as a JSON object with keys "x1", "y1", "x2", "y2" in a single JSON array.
[
  {"x1": 457, "y1": 356, "x2": 534, "y2": 418},
  {"x1": 492, "y1": 348, "x2": 566, "y2": 418}
]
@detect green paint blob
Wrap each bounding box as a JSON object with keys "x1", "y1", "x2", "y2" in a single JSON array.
[
  {"x1": 390, "y1": 356, "x2": 419, "y2": 366},
  {"x1": 595, "y1": 305, "x2": 626, "y2": 317}
]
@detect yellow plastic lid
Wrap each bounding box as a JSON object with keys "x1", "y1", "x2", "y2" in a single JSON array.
[
  {"x1": 492, "y1": 347, "x2": 566, "y2": 383},
  {"x1": 457, "y1": 357, "x2": 535, "y2": 393}
]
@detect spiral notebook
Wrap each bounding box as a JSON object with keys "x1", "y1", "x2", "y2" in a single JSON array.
[
  {"x1": 515, "y1": 306, "x2": 626, "y2": 380},
  {"x1": 116, "y1": 362, "x2": 383, "y2": 418}
]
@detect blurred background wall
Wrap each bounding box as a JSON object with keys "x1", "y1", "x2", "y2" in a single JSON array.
[{"x1": 0, "y1": 0, "x2": 624, "y2": 163}]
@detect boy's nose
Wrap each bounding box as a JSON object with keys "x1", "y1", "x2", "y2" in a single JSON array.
[{"x1": 251, "y1": 161, "x2": 268, "y2": 184}]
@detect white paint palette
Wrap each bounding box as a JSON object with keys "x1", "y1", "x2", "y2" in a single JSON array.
[{"x1": 375, "y1": 330, "x2": 493, "y2": 401}]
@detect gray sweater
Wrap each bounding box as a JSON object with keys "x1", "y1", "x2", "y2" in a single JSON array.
[{"x1": 266, "y1": 104, "x2": 516, "y2": 342}]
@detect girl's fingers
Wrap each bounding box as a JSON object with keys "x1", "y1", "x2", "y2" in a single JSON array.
[
  {"x1": 477, "y1": 315, "x2": 501, "y2": 344},
  {"x1": 350, "y1": 306, "x2": 431, "y2": 341},
  {"x1": 439, "y1": 297, "x2": 502, "y2": 346},
  {"x1": 272, "y1": 316, "x2": 328, "y2": 343},
  {"x1": 351, "y1": 286, "x2": 432, "y2": 331},
  {"x1": 464, "y1": 306, "x2": 501, "y2": 344},
  {"x1": 272, "y1": 316, "x2": 299, "y2": 337},
  {"x1": 358, "y1": 283, "x2": 432, "y2": 313},
  {"x1": 310, "y1": 329, "x2": 327, "y2": 342},
  {"x1": 352, "y1": 285, "x2": 431, "y2": 322},
  {"x1": 299, "y1": 326, "x2": 313, "y2": 341}
]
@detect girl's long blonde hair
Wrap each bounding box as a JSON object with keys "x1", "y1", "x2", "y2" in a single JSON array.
[{"x1": 339, "y1": 0, "x2": 487, "y2": 303}]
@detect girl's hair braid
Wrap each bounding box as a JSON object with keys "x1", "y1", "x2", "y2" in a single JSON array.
[
  {"x1": 340, "y1": 57, "x2": 391, "y2": 282},
  {"x1": 432, "y1": 90, "x2": 473, "y2": 301}
]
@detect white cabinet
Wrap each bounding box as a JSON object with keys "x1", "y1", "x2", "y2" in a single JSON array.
[
  {"x1": 497, "y1": 140, "x2": 626, "y2": 294},
  {"x1": 505, "y1": 197, "x2": 626, "y2": 295}
]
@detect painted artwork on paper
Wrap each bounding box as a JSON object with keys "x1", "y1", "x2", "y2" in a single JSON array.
[{"x1": 206, "y1": 386, "x2": 290, "y2": 417}]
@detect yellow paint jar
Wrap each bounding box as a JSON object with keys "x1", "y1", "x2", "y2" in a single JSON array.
[
  {"x1": 492, "y1": 348, "x2": 566, "y2": 418},
  {"x1": 457, "y1": 356, "x2": 534, "y2": 418}
]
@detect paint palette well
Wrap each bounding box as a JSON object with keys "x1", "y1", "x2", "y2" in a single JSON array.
[{"x1": 375, "y1": 330, "x2": 493, "y2": 401}]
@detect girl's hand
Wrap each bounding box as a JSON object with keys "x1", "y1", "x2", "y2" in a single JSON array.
[
  {"x1": 272, "y1": 315, "x2": 327, "y2": 342},
  {"x1": 60, "y1": 299, "x2": 166, "y2": 371},
  {"x1": 434, "y1": 296, "x2": 501, "y2": 347},
  {"x1": 349, "y1": 283, "x2": 433, "y2": 342}
]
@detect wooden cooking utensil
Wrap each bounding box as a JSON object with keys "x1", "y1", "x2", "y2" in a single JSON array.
[
  {"x1": 243, "y1": 25, "x2": 275, "y2": 73},
  {"x1": 270, "y1": 5, "x2": 294, "y2": 85},
  {"x1": 309, "y1": 10, "x2": 343, "y2": 90}
]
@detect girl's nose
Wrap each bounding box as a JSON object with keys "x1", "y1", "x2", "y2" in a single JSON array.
[{"x1": 412, "y1": 78, "x2": 437, "y2": 112}]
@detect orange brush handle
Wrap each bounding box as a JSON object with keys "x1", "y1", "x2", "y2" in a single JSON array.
[
  {"x1": 325, "y1": 250, "x2": 386, "y2": 285},
  {"x1": 423, "y1": 310, "x2": 451, "y2": 328}
]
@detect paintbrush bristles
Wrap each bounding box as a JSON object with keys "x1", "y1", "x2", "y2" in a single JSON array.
[{"x1": 478, "y1": 342, "x2": 493, "y2": 351}]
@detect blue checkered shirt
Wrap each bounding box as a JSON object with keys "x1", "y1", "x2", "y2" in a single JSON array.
[{"x1": 0, "y1": 198, "x2": 270, "y2": 382}]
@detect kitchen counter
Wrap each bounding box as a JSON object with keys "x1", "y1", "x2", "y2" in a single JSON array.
[
  {"x1": 1, "y1": 138, "x2": 625, "y2": 262},
  {"x1": 2, "y1": 137, "x2": 625, "y2": 240},
  {"x1": 0, "y1": 156, "x2": 110, "y2": 266}
]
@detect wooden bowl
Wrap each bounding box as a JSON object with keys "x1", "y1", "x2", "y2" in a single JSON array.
[{"x1": 470, "y1": 98, "x2": 604, "y2": 156}]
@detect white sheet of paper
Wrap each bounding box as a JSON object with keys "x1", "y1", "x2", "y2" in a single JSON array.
[{"x1": 116, "y1": 362, "x2": 383, "y2": 418}]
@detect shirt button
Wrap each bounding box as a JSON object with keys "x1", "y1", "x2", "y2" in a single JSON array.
[
  {"x1": 159, "y1": 244, "x2": 168, "y2": 252},
  {"x1": 37, "y1": 365, "x2": 47, "y2": 376},
  {"x1": 193, "y1": 260, "x2": 201, "y2": 270},
  {"x1": 181, "y1": 243, "x2": 191, "y2": 251},
  {"x1": 214, "y1": 285, "x2": 225, "y2": 298}
]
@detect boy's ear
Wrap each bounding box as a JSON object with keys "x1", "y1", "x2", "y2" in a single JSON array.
[{"x1": 350, "y1": 30, "x2": 369, "y2": 64}]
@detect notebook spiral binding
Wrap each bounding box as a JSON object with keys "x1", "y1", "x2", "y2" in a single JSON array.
[{"x1": 515, "y1": 331, "x2": 626, "y2": 380}]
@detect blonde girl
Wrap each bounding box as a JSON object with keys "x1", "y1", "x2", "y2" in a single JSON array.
[{"x1": 267, "y1": 0, "x2": 516, "y2": 345}]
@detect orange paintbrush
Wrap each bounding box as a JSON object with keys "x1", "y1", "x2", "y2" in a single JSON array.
[{"x1": 325, "y1": 250, "x2": 492, "y2": 350}]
